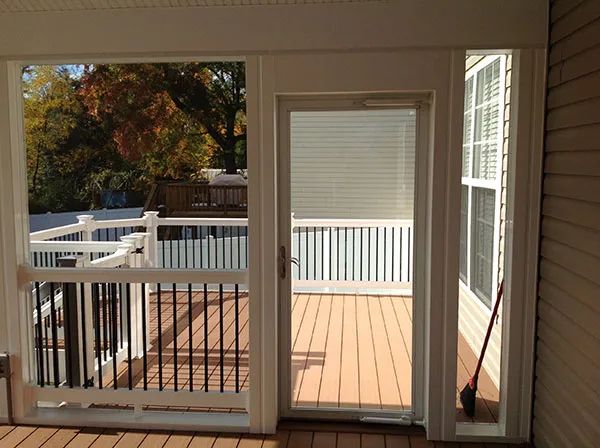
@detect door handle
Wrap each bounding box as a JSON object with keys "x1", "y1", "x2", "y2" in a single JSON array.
[{"x1": 279, "y1": 246, "x2": 299, "y2": 279}]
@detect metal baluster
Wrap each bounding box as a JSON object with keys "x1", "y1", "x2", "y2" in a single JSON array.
[
  {"x1": 49, "y1": 283, "x2": 59, "y2": 387},
  {"x1": 126, "y1": 284, "x2": 132, "y2": 390},
  {"x1": 93, "y1": 284, "x2": 103, "y2": 389},
  {"x1": 141, "y1": 283, "x2": 148, "y2": 390},
  {"x1": 80, "y1": 283, "x2": 89, "y2": 389},
  {"x1": 157, "y1": 283, "x2": 163, "y2": 391},
  {"x1": 235, "y1": 284, "x2": 240, "y2": 393},
  {"x1": 188, "y1": 283, "x2": 193, "y2": 392},
  {"x1": 173, "y1": 283, "x2": 178, "y2": 391},
  {"x1": 219, "y1": 284, "x2": 224, "y2": 392},
  {"x1": 35, "y1": 283, "x2": 44, "y2": 387},
  {"x1": 111, "y1": 283, "x2": 118, "y2": 389},
  {"x1": 204, "y1": 283, "x2": 209, "y2": 392}
]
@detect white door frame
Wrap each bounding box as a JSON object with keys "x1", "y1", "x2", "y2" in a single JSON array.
[{"x1": 276, "y1": 94, "x2": 431, "y2": 423}]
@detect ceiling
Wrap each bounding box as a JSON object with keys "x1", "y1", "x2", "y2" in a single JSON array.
[{"x1": 0, "y1": 0, "x2": 384, "y2": 13}]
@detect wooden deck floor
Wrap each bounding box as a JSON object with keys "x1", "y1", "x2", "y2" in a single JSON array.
[
  {"x1": 80, "y1": 291, "x2": 495, "y2": 421},
  {"x1": 0, "y1": 424, "x2": 525, "y2": 447},
  {"x1": 291, "y1": 294, "x2": 499, "y2": 423}
]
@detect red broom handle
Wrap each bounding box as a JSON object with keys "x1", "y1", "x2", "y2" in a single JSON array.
[{"x1": 473, "y1": 279, "x2": 504, "y2": 381}]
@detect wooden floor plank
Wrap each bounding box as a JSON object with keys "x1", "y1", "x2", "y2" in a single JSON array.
[
  {"x1": 355, "y1": 294, "x2": 381, "y2": 409},
  {"x1": 317, "y1": 294, "x2": 344, "y2": 408},
  {"x1": 361, "y1": 433, "x2": 386, "y2": 448},
  {"x1": 187, "y1": 432, "x2": 218, "y2": 448},
  {"x1": 409, "y1": 434, "x2": 435, "y2": 448},
  {"x1": 291, "y1": 294, "x2": 321, "y2": 406},
  {"x1": 163, "y1": 431, "x2": 194, "y2": 448},
  {"x1": 385, "y1": 434, "x2": 410, "y2": 448},
  {"x1": 40, "y1": 428, "x2": 80, "y2": 448},
  {"x1": 88, "y1": 429, "x2": 126, "y2": 448},
  {"x1": 391, "y1": 297, "x2": 413, "y2": 365},
  {"x1": 287, "y1": 431, "x2": 313, "y2": 448},
  {"x1": 212, "y1": 433, "x2": 241, "y2": 448},
  {"x1": 296, "y1": 293, "x2": 332, "y2": 407},
  {"x1": 237, "y1": 434, "x2": 265, "y2": 448},
  {"x1": 138, "y1": 430, "x2": 172, "y2": 448},
  {"x1": 368, "y1": 295, "x2": 403, "y2": 410},
  {"x1": 16, "y1": 426, "x2": 60, "y2": 448},
  {"x1": 311, "y1": 431, "x2": 337, "y2": 448},
  {"x1": 338, "y1": 295, "x2": 360, "y2": 408},
  {"x1": 336, "y1": 432, "x2": 360, "y2": 448},
  {"x1": 380, "y1": 296, "x2": 412, "y2": 409},
  {"x1": 0, "y1": 425, "x2": 37, "y2": 448},
  {"x1": 0, "y1": 425, "x2": 15, "y2": 439},
  {"x1": 262, "y1": 430, "x2": 290, "y2": 448},
  {"x1": 64, "y1": 428, "x2": 104, "y2": 448},
  {"x1": 113, "y1": 431, "x2": 148, "y2": 448}
]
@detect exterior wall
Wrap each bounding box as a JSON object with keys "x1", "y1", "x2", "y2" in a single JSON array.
[
  {"x1": 458, "y1": 55, "x2": 511, "y2": 388},
  {"x1": 533, "y1": 1, "x2": 600, "y2": 447}
]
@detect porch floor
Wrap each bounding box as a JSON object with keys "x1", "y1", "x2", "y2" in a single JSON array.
[{"x1": 0, "y1": 423, "x2": 527, "y2": 448}]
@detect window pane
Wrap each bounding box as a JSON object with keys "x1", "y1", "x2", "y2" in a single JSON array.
[
  {"x1": 464, "y1": 76, "x2": 473, "y2": 109},
  {"x1": 460, "y1": 185, "x2": 468, "y2": 282},
  {"x1": 473, "y1": 142, "x2": 498, "y2": 180},
  {"x1": 470, "y1": 187, "x2": 495, "y2": 306},
  {"x1": 476, "y1": 59, "x2": 500, "y2": 106}
]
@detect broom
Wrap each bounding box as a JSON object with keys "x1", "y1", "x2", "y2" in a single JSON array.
[{"x1": 459, "y1": 279, "x2": 504, "y2": 418}]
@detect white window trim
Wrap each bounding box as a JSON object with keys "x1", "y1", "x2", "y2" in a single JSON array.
[{"x1": 460, "y1": 55, "x2": 506, "y2": 313}]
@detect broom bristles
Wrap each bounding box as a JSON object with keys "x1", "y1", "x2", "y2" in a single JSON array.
[{"x1": 459, "y1": 380, "x2": 477, "y2": 418}]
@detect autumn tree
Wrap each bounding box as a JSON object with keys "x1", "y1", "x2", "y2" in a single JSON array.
[{"x1": 81, "y1": 62, "x2": 246, "y2": 176}]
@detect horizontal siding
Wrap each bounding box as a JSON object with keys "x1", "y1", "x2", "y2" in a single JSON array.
[
  {"x1": 290, "y1": 110, "x2": 416, "y2": 219},
  {"x1": 533, "y1": 2, "x2": 600, "y2": 447}
]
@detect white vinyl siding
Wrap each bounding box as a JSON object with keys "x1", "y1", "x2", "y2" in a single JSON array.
[
  {"x1": 533, "y1": 2, "x2": 600, "y2": 447},
  {"x1": 290, "y1": 109, "x2": 416, "y2": 220}
]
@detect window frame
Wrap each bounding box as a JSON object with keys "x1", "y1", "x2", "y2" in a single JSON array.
[{"x1": 460, "y1": 55, "x2": 506, "y2": 311}]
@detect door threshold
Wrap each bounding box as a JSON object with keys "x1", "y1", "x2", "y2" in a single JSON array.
[{"x1": 278, "y1": 418, "x2": 426, "y2": 436}]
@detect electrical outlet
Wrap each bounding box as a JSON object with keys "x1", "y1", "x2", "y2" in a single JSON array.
[{"x1": 0, "y1": 353, "x2": 10, "y2": 379}]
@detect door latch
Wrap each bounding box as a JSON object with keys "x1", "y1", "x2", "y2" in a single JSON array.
[{"x1": 279, "y1": 246, "x2": 299, "y2": 279}]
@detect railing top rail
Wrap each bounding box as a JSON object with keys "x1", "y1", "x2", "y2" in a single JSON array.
[
  {"x1": 30, "y1": 240, "x2": 123, "y2": 253},
  {"x1": 29, "y1": 222, "x2": 85, "y2": 241},
  {"x1": 93, "y1": 218, "x2": 146, "y2": 229},
  {"x1": 157, "y1": 217, "x2": 248, "y2": 227},
  {"x1": 293, "y1": 218, "x2": 414, "y2": 228},
  {"x1": 19, "y1": 265, "x2": 249, "y2": 285}
]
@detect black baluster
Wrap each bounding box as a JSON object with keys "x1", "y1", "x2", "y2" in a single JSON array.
[
  {"x1": 204, "y1": 283, "x2": 209, "y2": 392},
  {"x1": 173, "y1": 282, "x2": 178, "y2": 391},
  {"x1": 49, "y1": 283, "x2": 59, "y2": 387},
  {"x1": 126, "y1": 283, "x2": 132, "y2": 390},
  {"x1": 141, "y1": 283, "x2": 148, "y2": 391},
  {"x1": 188, "y1": 283, "x2": 193, "y2": 392},
  {"x1": 157, "y1": 283, "x2": 163, "y2": 391},
  {"x1": 35, "y1": 283, "x2": 44, "y2": 387}
]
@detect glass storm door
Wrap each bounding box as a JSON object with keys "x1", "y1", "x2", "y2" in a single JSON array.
[{"x1": 278, "y1": 96, "x2": 422, "y2": 421}]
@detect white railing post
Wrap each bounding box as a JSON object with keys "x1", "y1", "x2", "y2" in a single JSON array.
[
  {"x1": 75, "y1": 215, "x2": 95, "y2": 389},
  {"x1": 143, "y1": 212, "x2": 159, "y2": 294},
  {"x1": 121, "y1": 234, "x2": 146, "y2": 359},
  {"x1": 76, "y1": 215, "x2": 96, "y2": 267}
]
